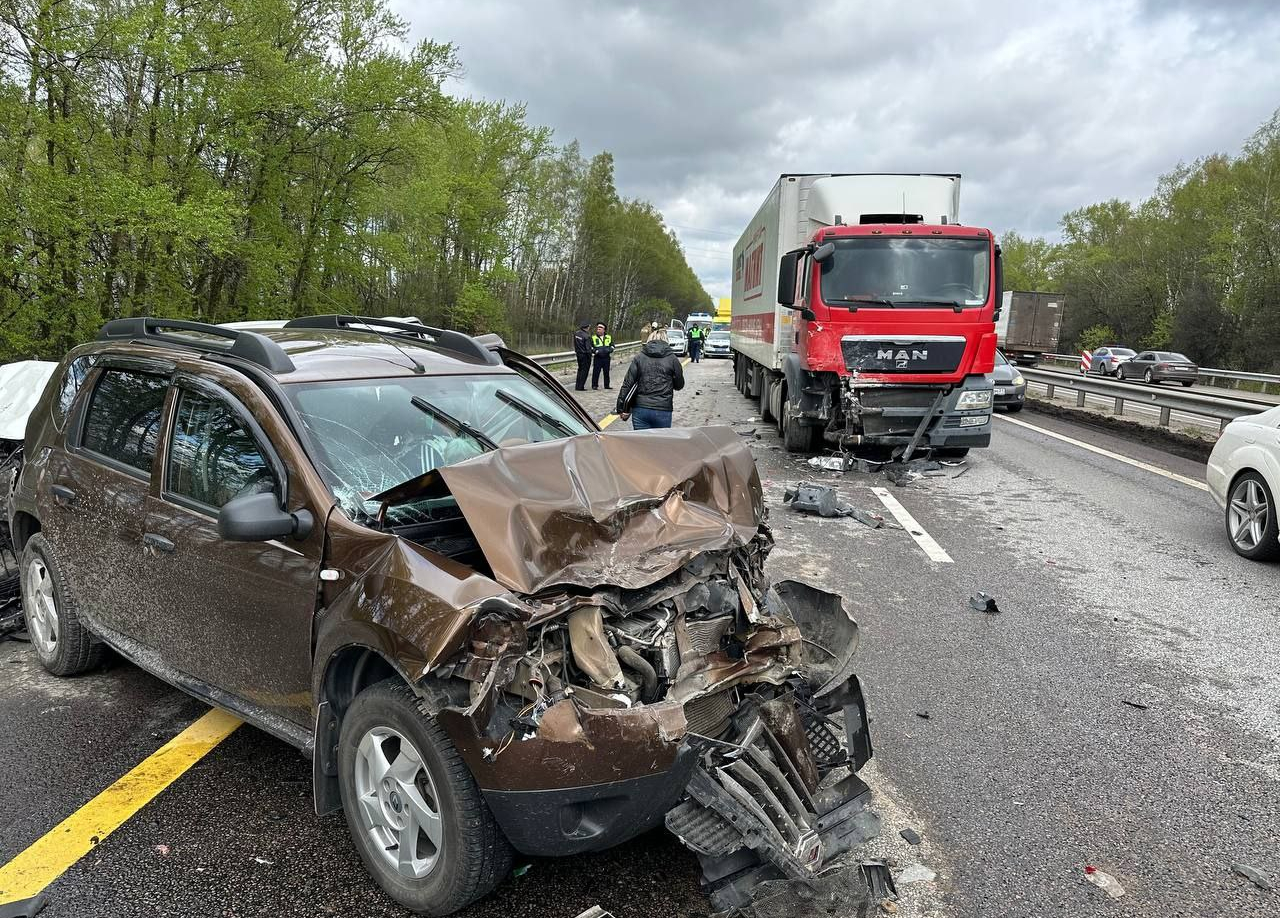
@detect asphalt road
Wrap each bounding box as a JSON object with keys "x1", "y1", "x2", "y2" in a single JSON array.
[{"x1": 2, "y1": 356, "x2": 1277, "y2": 916}]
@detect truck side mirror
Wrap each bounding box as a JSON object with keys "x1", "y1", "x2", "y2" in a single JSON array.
[
  {"x1": 777, "y1": 251, "x2": 800, "y2": 306},
  {"x1": 812, "y1": 242, "x2": 835, "y2": 263},
  {"x1": 993, "y1": 245, "x2": 1004, "y2": 318}
]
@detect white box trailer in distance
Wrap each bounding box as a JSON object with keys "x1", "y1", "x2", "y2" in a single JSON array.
[{"x1": 729, "y1": 174, "x2": 962, "y2": 373}]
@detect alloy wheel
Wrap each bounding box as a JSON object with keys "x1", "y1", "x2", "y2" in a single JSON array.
[
  {"x1": 1229, "y1": 478, "x2": 1269, "y2": 551},
  {"x1": 353, "y1": 726, "x2": 444, "y2": 880},
  {"x1": 23, "y1": 557, "x2": 58, "y2": 657},
  {"x1": 1144, "y1": 369, "x2": 1153, "y2": 383}
]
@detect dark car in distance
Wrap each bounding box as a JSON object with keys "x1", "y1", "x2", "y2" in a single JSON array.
[
  {"x1": 991, "y1": 349, "x2": 1026, "y2": 411},
  {"x1": 11, "y1": 316, "x2": 874, "y2": 916},
  {"x1": 1118, "y1": 350, "x2": 1199, "y2": 386}
]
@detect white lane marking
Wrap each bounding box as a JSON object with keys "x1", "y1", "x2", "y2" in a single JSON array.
[
  {"x1": 871, "y1": 487, "x2": 954, "y2": 563},
  {"x1": 996, "y1": 413, "x2": 1209, "y2": 492}
]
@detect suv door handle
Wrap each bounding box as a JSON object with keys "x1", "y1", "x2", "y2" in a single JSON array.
[
  {"x1": 142, "y1": 532, "x2": 175, "y2": 554},
  {"x1": 51, "y1": 484, "x2": 78, "y2": 505}
]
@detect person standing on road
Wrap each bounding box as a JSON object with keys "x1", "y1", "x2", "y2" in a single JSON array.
[
  {"x1": 688, "y1": 324, "x2": 705, "y2": 363},
  {"x1": 617, "y1": 327, "x2": 685, "y2": 429},
  {"x1": 573, "y1": 321, "x2": 592, "y2": 391},
  {"x1": 592, "y1": 322, "x2": 614, "y2": 389}
]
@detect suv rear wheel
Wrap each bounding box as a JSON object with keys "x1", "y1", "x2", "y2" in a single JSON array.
[
  {"x1": 20, "y1": 533, "x2": 103, "y2": 676},
  {"x1": 338, "y1": 679, "x2": 513, "y2": 915}
]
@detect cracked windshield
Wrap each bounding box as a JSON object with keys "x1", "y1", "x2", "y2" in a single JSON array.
[{"x1": 286, "y1": 375, "x2": 591, "y2": 522}]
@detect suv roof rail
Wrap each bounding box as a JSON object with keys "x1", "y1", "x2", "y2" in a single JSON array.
[
  {"x1": 99, "y1": 318, "x2": 295, "y2": 374},
  {"x1": 283, "y1": 314, "x2": 499, "y2": 365}
]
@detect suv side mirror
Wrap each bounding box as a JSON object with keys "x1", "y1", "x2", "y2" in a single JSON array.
[
  {"x1": 219, "y1": 491, "x2": 314, "y2": 542},
  {"x1": 777, "y1": 251, "x2": 799, "y2": 307}
]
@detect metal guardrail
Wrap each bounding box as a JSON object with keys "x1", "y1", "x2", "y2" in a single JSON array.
[
  {"x1": 529, "y1": 339, "x2": 641, "y2": 367},
  {"x1": 1021, "y1": 367, "x2": 1267, "y2": 431},
  {"x1": 1040, "y1": 353, "x2": 1280, "y2": 393}
]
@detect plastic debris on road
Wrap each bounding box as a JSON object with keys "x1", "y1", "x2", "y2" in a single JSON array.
[
  {"x1": 896, "y1": 863, "x2": 936, "y2": 885},
  {"x1": 860, "y1": 861, "x2": 898, "y2": 903},
  {"x1": 573, "y1": 908, "x2": 615, "y2": 918},
  {"x1": 1230, "y1": 862, "x2": 1274, "y2": 891},
  {"x1": 1121, "y1": 698, "x2": 1150, "y2": 710},
  {"x1": 899, "y1": 827, "x2": 922, "y2": 845},
  {"x1": 969, "y1": 592, "x2": 1001, "y2": 614},
  {"x1": 1084, "y1": 866, "x2": 1126, "y2": 899},
  {"x1": 807, "y1": 455, "x2": 846, "y2": 472},
  {"x1": 783, "y1": 483, "x2": 890, "y2": 529}
]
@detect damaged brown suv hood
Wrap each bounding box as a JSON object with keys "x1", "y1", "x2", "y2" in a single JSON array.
[{"x1": 435, "y1": 426, "x2": 763, "y2": 594}]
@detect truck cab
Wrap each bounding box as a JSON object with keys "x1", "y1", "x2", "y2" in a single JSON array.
[{"x1": 778, "y1": 222, "x2": 999, "y2": 452}]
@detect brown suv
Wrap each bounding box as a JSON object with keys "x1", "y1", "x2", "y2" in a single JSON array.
[{"x1": 12, "y1": 316, "x2": 874, "y2": 915}]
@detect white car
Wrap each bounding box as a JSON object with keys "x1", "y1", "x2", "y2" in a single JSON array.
[
  {"x1": 666, "y1": 329, "x2": 687, "y2": 355},
  {"x1": 1207, "y1": 405, "x2": 1280, "y2": 561}
]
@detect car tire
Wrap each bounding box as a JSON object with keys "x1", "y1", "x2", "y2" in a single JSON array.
[
  {"x1": 1181, "y1": 380, "x2": 1193, "y2": 388},
  {"x1": 337, "y1": 679, "x2": 513, "y2": 915},
  {"x1": 1144, "y1": 369, "x2": 1154, "y2": 384},
  {"x1": 1225, "y1": 471, "x2": 1280, "y2": 562},
  {"x1": 19, "y1": 533, "x2": 103, "y2": 676},
  {"x1": 782, "y1": 396, "x2": 816, "y2": 452},
  {"x1": 1006, "y1": 403, "x2": 1024, "y2": 413}
]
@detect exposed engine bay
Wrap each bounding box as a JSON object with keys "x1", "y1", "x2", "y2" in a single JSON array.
[{"x1": 436, "y1": 529, "x2": 876, "y2": 911}]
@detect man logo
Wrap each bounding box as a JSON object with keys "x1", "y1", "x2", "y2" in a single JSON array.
[{"x1": 876, "y1": 349, "x2": 928, "y2": 361}]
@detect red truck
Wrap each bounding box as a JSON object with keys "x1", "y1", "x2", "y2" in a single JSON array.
[{"x1": 730, "y1": 174, "x2": 1001, "y2": 456}]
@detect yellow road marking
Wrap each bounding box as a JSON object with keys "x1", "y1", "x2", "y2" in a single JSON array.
[{"x1": 0, "y1": 708, "x2": 241, "y2": 906}]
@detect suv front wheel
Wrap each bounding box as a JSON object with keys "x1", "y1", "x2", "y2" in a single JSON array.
[
  {"x1": 20, "y1": 533, "x2": 103, "y2": 676},
  {"x1": 337, "y1": 679, "x2": 513, "y2": 915}
]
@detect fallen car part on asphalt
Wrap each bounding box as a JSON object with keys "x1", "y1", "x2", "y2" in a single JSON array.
[
  {"x1": 731, "y1": 863, "x2": 873, "y2": 918},
  {"x1": 783, "y1": 483, "x2": 887, "y2": 530},
  {"x1": 572, "y1": 908, "x2": 615, "y2": 918},
  {"x1": 899, "y1": 827, "x2": 921, "y2": 845},
  {"x1": 969, "y1": 592, "x2": 1001, "y2": 614},
  {"x1": 859, "y1": 861, "x2": 898, "y2": 902},
  {"x1": 322, "y1": 427, "x2": 880, "y2": 910}
]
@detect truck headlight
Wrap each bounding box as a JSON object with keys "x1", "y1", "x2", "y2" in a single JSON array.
[{"x1": 956, "y1": 390, "x2": 993, "y2": 410}]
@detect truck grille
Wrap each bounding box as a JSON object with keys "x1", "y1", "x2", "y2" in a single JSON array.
[{"x1": 841, "y1": 337, "x2": 966, "y2": 374}]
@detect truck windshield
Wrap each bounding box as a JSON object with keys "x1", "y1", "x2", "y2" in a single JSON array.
[
  {"x1": 819, "y1": 237, "x2": 990, "y2": 308},
  {"x1": 285, "y1": 374, "x2": 592, "y2": 523}
]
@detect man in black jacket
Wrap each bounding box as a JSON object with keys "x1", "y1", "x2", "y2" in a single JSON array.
[
  {"x1": 572, "y1": 322, "x2": 592, "y2": 390},
  {"x1": 617, "y1": 327, "x2": 685, "y2": 429}
]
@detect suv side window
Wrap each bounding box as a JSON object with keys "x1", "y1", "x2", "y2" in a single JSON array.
[
  {"x1": 81, "y1": 370, "x2": 168, "y2": 475},
  {"x1": 53, "y1": 355, "x2": 98, "y2": 429},
  {"x1": 167, "y1": 390, "x2": 276, "y2": 509}
]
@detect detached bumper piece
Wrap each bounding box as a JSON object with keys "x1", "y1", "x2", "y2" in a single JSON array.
[{"x1": 666, "y1": 692, "x2": 879, "y2": 913}]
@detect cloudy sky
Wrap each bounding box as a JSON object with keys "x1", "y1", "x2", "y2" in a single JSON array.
[{"x1": 398, "y1": 0, "x2": 1280, "y2": 300}]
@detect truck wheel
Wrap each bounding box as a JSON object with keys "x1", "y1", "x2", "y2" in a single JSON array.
[
  {"x1": 20, "y1": 533, "x2": 103, "y2": 676},
  {"x1": 782, "y1": 398, "x2": 816, "y2": 452},
  {"x1": 338, "y1": 679, "x2": 514, "y2": 915},
  {"x1": 759, "y1": 378, "x2": 774, "y2": 422}
]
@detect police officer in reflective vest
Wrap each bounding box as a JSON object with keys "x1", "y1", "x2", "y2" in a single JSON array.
[
  {"x1": 591, "y1": 323, "x2": 614, "y2": 389},
  {"x1": 688, "y1": 324, "x2": 705, "y2": 363}
]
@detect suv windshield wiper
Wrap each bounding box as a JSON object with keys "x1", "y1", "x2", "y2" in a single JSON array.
[
  {"x1": 494, "y1": 389, "x2": 578, "y2": 437},
  {"x1": 409, "y1": 396, "x2": 499, "y2": 450}
]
